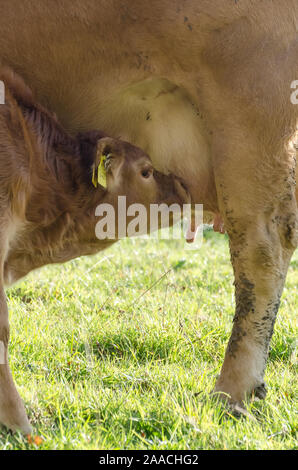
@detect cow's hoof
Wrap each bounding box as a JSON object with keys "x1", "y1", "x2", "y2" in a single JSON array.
[
  {"x1": 208, "y1": 392, "x2": 256, "y2": 421},
  {"x1": 229, "y1": 403, "x2": 256, "y2": 421},
  {"x1": 252, "y1": 382, "x2": 267, "y2": 400}
]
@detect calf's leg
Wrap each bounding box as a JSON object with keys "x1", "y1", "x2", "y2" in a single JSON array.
[{"x1": 0, "y1": 236, "x2": 31, "y2": 433}]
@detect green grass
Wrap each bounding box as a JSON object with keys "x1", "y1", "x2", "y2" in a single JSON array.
[{"x1": 0, "y1": 230, "x2": 297, "y2": 449}]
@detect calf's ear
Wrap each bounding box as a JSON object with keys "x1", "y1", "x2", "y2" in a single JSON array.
[
  {"x1": 95, "y1": 138, "x2": 124, "y2": 185},
  {"x1": 77, "y1": 130, "x2": 108, "y2": 169},
  {"x1": 77, "y1": 132, "x2": 124, "y2": 189},
  {"x1": 77, "y1": 131, "x2": 108, "y2": 188}
]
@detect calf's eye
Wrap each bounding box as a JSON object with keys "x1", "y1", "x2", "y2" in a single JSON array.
[{"x1": 141, "y1": 169, "x2": 152, "y2": 179}]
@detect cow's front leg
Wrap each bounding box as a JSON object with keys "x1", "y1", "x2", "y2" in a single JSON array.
[
  {"x1": 0, "y1": 273, "x2": 32, "y2": 433},
  {"x1": 213, "y1": 137, "x2": 297, "y2": 404}
]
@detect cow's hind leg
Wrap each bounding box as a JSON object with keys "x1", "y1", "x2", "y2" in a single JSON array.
[
  {"x1": 213, "y1": 132, "x2": 297, "y2": 404},
  {"x1": 0, "y1": 224, "x2": 31, "y2": 433}
]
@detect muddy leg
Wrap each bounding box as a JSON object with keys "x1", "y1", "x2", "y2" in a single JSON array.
[
  {"x1": 0, "y1": 241, "x2": 31, "y2": 433},
  {"x1": 213, "y1": 137, "x2": 297, "y2": 404}
]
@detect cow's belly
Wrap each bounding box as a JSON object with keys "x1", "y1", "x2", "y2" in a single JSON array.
[{"x1": 71, "y1": 77, "x2": 218, "y2": 213}]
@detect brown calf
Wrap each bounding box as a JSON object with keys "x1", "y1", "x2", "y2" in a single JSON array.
[{"x1": 0, "y1": 68, "x2": 189, "y2": 433}]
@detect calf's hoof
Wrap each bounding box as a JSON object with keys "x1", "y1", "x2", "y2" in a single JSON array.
[{"x1": 0, "y1": 403, "x2": 32, "y2": 435}]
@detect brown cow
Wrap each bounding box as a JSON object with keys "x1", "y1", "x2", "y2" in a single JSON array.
[
  {"x1": 0, "y1": 0, "x2": 297, "y2": 433},
  {"x1": 0, "y1": 67, "x2": 190, "y2": 433}
]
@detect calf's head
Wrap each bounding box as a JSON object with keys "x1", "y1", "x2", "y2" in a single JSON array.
[{"x1": 78, "y1": 133, "x2": 190, "y2": 240}]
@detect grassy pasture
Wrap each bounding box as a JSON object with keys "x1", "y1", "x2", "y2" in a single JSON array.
[{"x1": 0, "y1": 230, "x2": 297, "y2": 450}]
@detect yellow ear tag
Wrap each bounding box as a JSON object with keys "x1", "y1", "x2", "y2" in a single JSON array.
[
  {"x1": 92, "y1": 166, "x2": 98, "y2": 188},
  {"x1": 92, "y1": 155, "x2": 107, "y2": 188},
  {"x1": 97, "y1": 155, "x2": 107, "y2": 188}
]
